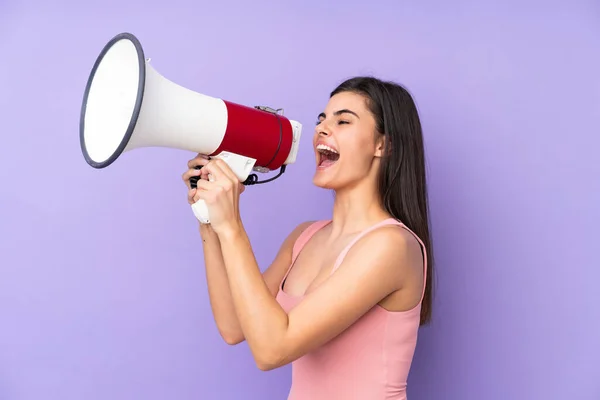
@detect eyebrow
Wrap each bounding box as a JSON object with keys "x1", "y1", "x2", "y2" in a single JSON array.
[{"x1": 318, "y1": 109, "x2": 360, "y2": 120}]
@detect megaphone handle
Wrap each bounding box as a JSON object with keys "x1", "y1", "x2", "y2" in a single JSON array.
[
  {"x1": 188, "y1": 152, "x2": 256, "y2": 224},
  {"x1": 191, "y1": 198, "x2": 211, "y2": 224},
  {"x1": 190, "y1": 167, "x2": 213, "y2": 224}
]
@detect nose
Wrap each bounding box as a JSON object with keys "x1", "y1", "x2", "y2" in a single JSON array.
[{"x1": 315, "y1": 120, "x2": 332, "y2": 137}]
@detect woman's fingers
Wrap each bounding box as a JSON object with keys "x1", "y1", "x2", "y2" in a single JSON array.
[
  {"x1": 187, "y1": 188, "x2": 197, "y2": 204},
  {"x1": 212, "y1": 158, "x2": 239, "y2": 183},
  {"x1": 185, "y1": 155, "x2": 247, "y2": 204},
  {"x1": 194, "y1": 177, "x2": 218, "y2": 191},
  {"x1": 187, "y1": 153, "x2": 210, "y2": 169},
  {"x1": 183, "y1": 155, "x2": 212, "y2": 189},
  {"x1": 202, "y1": 159, "x2": 241, "y2": 191},
  {"x1": 182, "y1": 167, "x2": 203, "y2": 189},
  {"x1": 187, "y1": 178, "x2": 215, "y2": 204}
]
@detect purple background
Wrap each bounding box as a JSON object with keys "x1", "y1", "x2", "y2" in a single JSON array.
[{"x1": 1, "y1": 1, "x2": 599, "y2": 399}]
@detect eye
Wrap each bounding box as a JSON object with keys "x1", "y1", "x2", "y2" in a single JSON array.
[{"x1": 337, "y1": 120, "x2": 349, "y2": 125}]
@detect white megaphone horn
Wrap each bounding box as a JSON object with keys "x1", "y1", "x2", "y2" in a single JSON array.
[{"x1": 79, "y1": 32, "x2": 303, "y2": 224}]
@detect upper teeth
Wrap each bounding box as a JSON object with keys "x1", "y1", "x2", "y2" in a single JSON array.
[{"x1": 317, "y1": 144, "x2": 338, "y2": 154}]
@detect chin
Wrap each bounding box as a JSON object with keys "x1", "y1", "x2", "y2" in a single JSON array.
[
  {"x1": 312, "y1": 166, "x2": 341, "y2": 189},
  {"x1": 312, "y1": 178, "x2": 336, "y2": 190}
]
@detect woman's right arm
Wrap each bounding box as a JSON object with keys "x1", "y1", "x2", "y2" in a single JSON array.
[
  {"x1": 199, "y1": 221, "x2": 312, "y2": 345},
  {"x1": 183, "y1": 153, "x2": 312, "y2": 345}
]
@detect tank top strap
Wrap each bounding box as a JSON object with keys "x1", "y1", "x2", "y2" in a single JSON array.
[
  {"x1": 330, "y1": 218, "x2": 428, "y2": 301},
  {"x1": 291, "y1": 220, "x2": 332, "y2": 263}
]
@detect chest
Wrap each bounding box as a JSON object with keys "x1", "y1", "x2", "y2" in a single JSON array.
[{"x1": 282, "y1": 233, "x2": 356, "y2": 297}]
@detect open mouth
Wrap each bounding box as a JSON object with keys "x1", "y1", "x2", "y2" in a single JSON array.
[{"x1": 317, "y1": 144, "x2": 340, "y2": 168}]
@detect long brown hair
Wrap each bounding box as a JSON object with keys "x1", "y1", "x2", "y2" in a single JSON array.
[{"x1": 331, "y1": 76, "x2": 435, "y2": 325}]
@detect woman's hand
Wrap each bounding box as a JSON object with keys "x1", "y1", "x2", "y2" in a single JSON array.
[
  {"x1": 182, "y1": 153, "x2": 209, "y2": 205},
  {"x1": 182, "y1": 154, "x2": 245, "y2": 236}
]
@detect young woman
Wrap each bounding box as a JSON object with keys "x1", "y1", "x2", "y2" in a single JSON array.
[{"x1": 181, "y1": 76, "x2": 434, "y2": 399}]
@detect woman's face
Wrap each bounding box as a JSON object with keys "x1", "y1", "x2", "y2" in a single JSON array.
[{"x1": 312, "y1": 91, "x2": 384, "y2": 190}]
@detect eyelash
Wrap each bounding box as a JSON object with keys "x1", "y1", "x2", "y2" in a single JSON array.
[{"x1": 315, "y1": 120, "x2": 350, "y2": 126}]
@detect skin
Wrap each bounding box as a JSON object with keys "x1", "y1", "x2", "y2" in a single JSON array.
[{"x1": 181, "y1": 91, "x2": 424, "y2": 371}]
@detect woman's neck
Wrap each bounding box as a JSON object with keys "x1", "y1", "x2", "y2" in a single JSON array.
[{"x1": 329, "y1": 179, "x2": 391, "y2": 238}]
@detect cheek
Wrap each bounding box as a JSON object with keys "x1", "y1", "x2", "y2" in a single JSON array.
[
  {"x1": 339, "y1": 144, "x2": 374, "y2": 178},
  {"x1": 345, "y1": 138, "x2": 375, "y2": 162}
]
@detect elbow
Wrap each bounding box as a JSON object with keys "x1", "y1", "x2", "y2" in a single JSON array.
[
  {"x1": 219, "y1": 330, "x2": 245, "y2": 346},
  {"x1": 255, "y1": 358, "x2": 280, "y2": 371},
  {"x1": 254, "y1": 349, "x2": 287, "y2": 371},
  {"x1": 224, "y1": 336, "x2": 244, "y2": 346}
]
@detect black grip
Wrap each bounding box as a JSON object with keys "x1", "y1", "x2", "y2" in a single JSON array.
[{"x1": 189, "y1": 165, "x2": 203, "y2": 189}]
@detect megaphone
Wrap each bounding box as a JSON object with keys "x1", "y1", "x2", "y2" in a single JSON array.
[{"x1": 79, "y1": 32, "x2": 303, "y2": 223}]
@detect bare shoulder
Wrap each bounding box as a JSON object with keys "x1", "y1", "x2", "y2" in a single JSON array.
[
  {"x1": 340, "y1": 223, "x2": 424, "y2": 291},
  {"x1": 288, "y1": 220, "x2": 318, "y2": 242},
  {"x1": 278, "y1": 220, "x2": 318, "y2": 254},
  {"x1": 273, "y1": 220, "x2": 318, "y2": 254}
]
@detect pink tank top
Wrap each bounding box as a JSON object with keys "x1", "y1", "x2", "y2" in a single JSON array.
[{"x1": 275, "y1": 218, "x2": 427, "y2": 400}]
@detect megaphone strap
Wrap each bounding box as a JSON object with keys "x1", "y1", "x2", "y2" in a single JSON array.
[
  {"x1": 254, "y1": 106, "x2": 284, "y2": 171},
  {"x1": 243, "y1": 164, "x2": 286, "y2": 186},
  {"x1": 241, "y1": 106, "x2": 287, "y2": 187}
]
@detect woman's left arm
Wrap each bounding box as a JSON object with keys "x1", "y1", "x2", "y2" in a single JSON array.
[{"x1": 195, "y1": 159, "x2": 420, "y2": 371}]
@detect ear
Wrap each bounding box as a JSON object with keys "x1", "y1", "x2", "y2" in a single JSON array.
[{"x1": 374, "y1": 134, "x2": 388, "y2": 158}]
